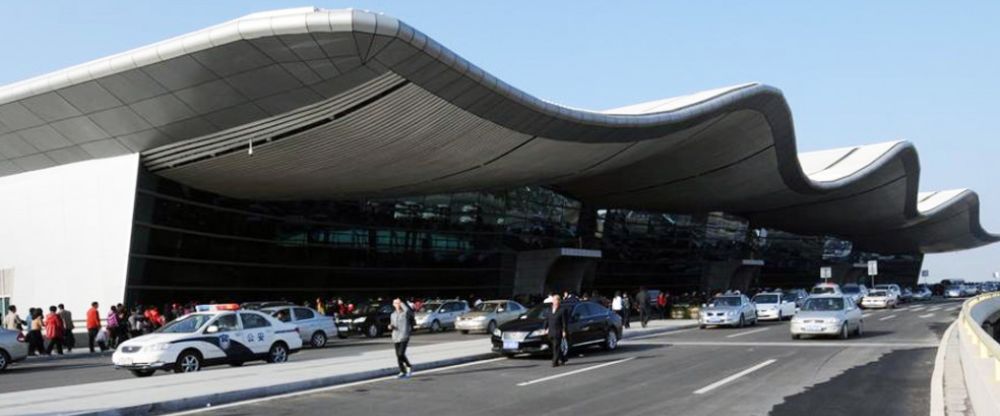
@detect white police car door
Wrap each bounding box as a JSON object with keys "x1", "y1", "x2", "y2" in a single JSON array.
[
  {"x1": 238, "y1": 312, "x2": 275, "y2": 355},
  {"x1": 210, "y1": 313, "x2": 255, "y2": 363}
]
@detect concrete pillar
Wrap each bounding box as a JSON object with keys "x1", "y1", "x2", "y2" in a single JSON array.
[{"x1": 513, "y1": 248, "x2": 602, "y2": 296}]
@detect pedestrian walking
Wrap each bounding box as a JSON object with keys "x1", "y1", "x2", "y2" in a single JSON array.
[
  {"x1": 636, "y1": 287, "x2": 650, "y2": 328},
  {"x1": 57, "y1": 304, "x2": 75, "y2": 352},
  {"x1": 388, "y1": 297, "x2": 414, "y2": 378},
  {"x1": 657, "y1": 291, "x2": 668, "y2": 319},
  {"x1": 622, "y1": 292, "x2": 632, "y2": 329},
  {"x1": 546, "y1": 294, "x2": 569, "y2": 367},
  {"x1": 107, "y1": 305, "x2": 120, "y2": 349},
  {"x1": 28, "y1": 309, "x2": 45, "y2": 356},
  {"x1": 86, "y1": 302, "x2": 100, "y2": 353},
  {"x1": 44, "y1": 306, "x2": 65, "y2": 355},
  {"x1": 611, "y1": 291, "x2": 624, "y2": 323},
  {"x1": 3, "y1": 305, "x2": 24, "y2": 331}
]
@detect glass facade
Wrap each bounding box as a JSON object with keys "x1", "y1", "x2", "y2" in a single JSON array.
[{"x1": 125, "y1": 169, "x2": 922, "y2": 305}]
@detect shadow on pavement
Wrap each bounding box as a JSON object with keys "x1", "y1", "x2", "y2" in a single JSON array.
[{"x1": 770, "y1": 347, "x2": 934, "y2": 416}]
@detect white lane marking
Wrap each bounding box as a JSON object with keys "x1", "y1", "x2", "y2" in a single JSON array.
[
  {"x1": 862, "y1": 313, "x2": 873, "y2": 318},
  {"x1": 919, "y1": 313, "x2": 935, "y2": 319},
  {"x1": 910, "y1": 307, "x2": 926, "y2": 312},
  {"x1": 726, "y1": 328, "x2": 770, "y2": 338},
  {"x1": 927, "y1": 306, "x2": 943, "y2": 312},
  {"x1": 693, "y1": 359, "x2": 777, "y2": 394},
  {"x1": 635, "y1": 340, "x2": 938, "y2": 348},
  {"x1": 947, "y1": 306, "x2": 961, "y2": 312},
  {"x1": 896, "y1": 307, "x2": 909, "y2": 311},
  {"x1": 168, "y1": 357, "x2": 508, "y2": 415},
  {"x1": 626, "y1": 328, "x2": 698, "y2": 341},
  {"x1": 516, "y1": 357, "x2": 636, "y2": 387},
  {"x1": 879, "y1": 315, "x2": 897, "y2": 321}
]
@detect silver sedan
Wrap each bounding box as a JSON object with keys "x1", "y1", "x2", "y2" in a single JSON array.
[
  {"x1": 455, "y1": 300, "x2": 526, "y2": 334},
  {"x1": 790, "y1": 295, "x2": 864, "y2": 339},
  {"x1": 0, "y1": 328, "x2": 28, "y2": 371},
  {"x1": 264, "y1": 306, "x2": 339, "y2": 348},
  {"x1": 699, "y1": 295, "x2": 758, "y2": 328}
]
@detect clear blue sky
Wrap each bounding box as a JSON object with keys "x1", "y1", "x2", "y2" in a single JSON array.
[{"x1": 2, "y1": 1, "x2": 997, "y2": 282}]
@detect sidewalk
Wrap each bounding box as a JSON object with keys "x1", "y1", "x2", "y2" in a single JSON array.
[{"x1": 0, "y1": 319, "x2": 696, "y2": 415}]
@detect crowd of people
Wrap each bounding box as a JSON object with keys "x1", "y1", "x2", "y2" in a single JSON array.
[{"x1": 2, "y1": 301, "x2": 196, "y2": 356}]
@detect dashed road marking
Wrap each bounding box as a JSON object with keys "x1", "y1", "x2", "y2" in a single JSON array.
[
  {"x1": 947, "y1": 306, "x2": 962, "y2": 312},
  {"x1": 516, "y1": 357, "x2": 636, "y2": 387},
  {"x1": 927, "y1": 306, "x2": 942, "y2": 312},
  {"x1": 910, "y1": 307, "x2": 926, "y2": 312},
  {"x1": 862, "y1": 313, "x2": 873, "y2": 318},
  {"x1": 726, "y1": 328, "x2": 770, "y2": 338},
  {"x1": 919, "y1": 313, "x2": 934, "y2": 319},
  {"x1": 694, "y1": 359, "x2": 777, "y2": 394},
  {"x1": 879, "y1": 315, "x2": 897, "y2": 321}
]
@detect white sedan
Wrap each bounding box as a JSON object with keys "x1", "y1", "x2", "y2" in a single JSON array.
[
  {"x1": 752, "y1": 292, "x2": 797, "y2": 321},
  {"x1": 112, "y1": 304, "x2": 303, "y2": 377},
  {"x1": 791, "y1": 295, "x2": 864, "y2": 339}
]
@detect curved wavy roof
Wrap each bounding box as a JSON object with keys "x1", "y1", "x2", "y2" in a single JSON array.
[{"x1": 0, "y1": 7, "x2": 995, "y2": 254}]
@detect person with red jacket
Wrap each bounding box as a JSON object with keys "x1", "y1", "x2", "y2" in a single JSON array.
[
  {"x1": 86, "y1": 302, "x2": 101, "y2": 353},
  {"x1": 657, "y1": 291, "x2": 668, "y2": 319},
  {"x1": 44, "y1": 306, "x2": 65, "y2": 355}
]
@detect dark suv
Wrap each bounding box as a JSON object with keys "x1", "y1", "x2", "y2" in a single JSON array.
[{"x1": 492, "y1": 300, "x2": 622, "y2": 358}]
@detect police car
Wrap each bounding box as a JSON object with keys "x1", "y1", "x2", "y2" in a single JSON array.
[{"x1": 112, "y1": 304, "x2": 303, "y2": 377}]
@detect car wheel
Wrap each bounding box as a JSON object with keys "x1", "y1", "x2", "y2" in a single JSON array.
[
  {"x1": 503, "y1": 353, "x2": 516, "y2": 359},
  {"x1": 699, "y1": 325, "x2": 707, "y2": 329},
  {"x1": 460, "y1": 330, "x2": 469, "y2": 335},
  {"x1": 366, "y1": 325, "x2": 380, "y2": 338},
  {"x1": 736, "y1": 315, "x2": 745, "y2": 328},
  {"x1": 487, "y1": 320, "x2": 497, "y2": 335},
  {"x1": 431, "y1": 320, "x2": 441, "y2": 333},
  {"x1": 229, "y1": 362, "x2": 244, "y2": 367},
  {"x1": 603, "y1": 329, "x2": 619, "y2": 351},
  {"x1": 267, "y1": 342, "x2": 289, "y2": 363},
  {"x1": 0, "y1": 350, "x2": 9, "y2": 371},
  {"x1": 792, "y1": 334, "x2": 800, "y2": 340},
  {"x1": 856, "y1": 320, "x2": 864, "y2": 337},
  {"x1": 840, "y1": 323, "x2": 849, "y2": 340},
  {"x1": 130, "y1": 369, "x2": 155, "y2": 377},
  {"x1": 310, "y1": 331, "x2": 327, "y2": 348},
  {"x1": 778, "y1": 311, "x2": 783, "y2": 321},
  {"x1": 174, "y1": 350, "x2": 202, "y2": 373},
  {"x1": 337, "y1": 331, "x2": 349, "y2": 339}
]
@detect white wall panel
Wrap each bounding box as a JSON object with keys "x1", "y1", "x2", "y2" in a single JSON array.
[{"x1": 0, "y1": 154, "x2": 138, "y2": 317}]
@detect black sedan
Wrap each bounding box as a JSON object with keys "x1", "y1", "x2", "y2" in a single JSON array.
[
  {"x1": 336, "y1": 303, "x2": 393, "y2": 338},
  {"x1": 491, "y1": 300, "x2": 622, "y2": 357}
]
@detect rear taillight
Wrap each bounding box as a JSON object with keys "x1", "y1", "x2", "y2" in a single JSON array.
[{"x1": 16, "y1": 333, "x2": 26, "y2": 343}]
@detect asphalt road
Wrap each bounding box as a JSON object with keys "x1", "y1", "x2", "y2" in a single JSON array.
[
  {"x1": 190, "y1": 298, "x2": 963, "y2": 416},
  {"x1": 0, "y1": 328, "x2": 482, "y2": 393}
]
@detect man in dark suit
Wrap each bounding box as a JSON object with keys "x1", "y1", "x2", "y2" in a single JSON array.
[{"x1": 546, "y1": 294, "x2": 569, "y2": 367}]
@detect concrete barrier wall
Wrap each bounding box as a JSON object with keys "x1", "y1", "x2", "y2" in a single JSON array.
[{"x1": 958, "y1": 293, "x2": 1000, "y2": 416}]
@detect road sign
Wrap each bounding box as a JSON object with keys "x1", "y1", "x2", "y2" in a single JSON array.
[
  {"x1": 921, "y1": 270, "x2": 929, "y2": 277},
  {"x1": 867, "y1": 260, "x2": 878, "y2": 276},
  {"x1": 820, "y1": 266, "x2": 832, "y2": 279}
]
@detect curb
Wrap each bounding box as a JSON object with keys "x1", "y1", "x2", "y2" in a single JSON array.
[
  {"x1": 75, "y1": 321, "x2": 697, "y2": 415},
  {"x1": 76, "y1": 352, "x2": 499, "y2": 416}
]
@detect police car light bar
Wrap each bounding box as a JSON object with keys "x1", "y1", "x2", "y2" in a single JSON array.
[{"x1": 196, "y1": 304, "x2": 241, "y2": 312}]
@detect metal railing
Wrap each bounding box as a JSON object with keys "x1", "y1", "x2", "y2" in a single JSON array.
[{"x1": 960, "y1": 291, "x2": 1000, "y2": 382}]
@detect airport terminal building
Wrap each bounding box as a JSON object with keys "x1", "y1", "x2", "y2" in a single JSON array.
[{"x1": 0, "y1": 8, "x2": 996, "y2": 312}]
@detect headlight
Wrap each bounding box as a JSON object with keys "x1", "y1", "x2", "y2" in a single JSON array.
[
  {"x1": 727, "y1": 311, "x2": 737, "y2": 317},
  {"x1": 492, "y1": 328, "x2": 502, "y2": 337},
  {"x1": 352, "y1": 317, "x2": 367, "y2": 323},
  {"x1": 529, "y1": 328, "x2": 549, "y2": 337},
  {"x1": 143, "y1": 343, "x2": 170, "y2": 352},
  {"x1": 471, "y1": 316, "x2": 486, "y2": 321}
]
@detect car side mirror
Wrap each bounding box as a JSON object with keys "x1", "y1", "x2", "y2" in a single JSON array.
[{"x1": 206, "y1": 325, "x2": 219, "y2": 334}]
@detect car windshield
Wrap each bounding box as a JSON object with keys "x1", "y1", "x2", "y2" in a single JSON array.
[
  {"x1": 157, "y1": 314, "x2": 213, "y2": 334},
  {"x1": 358, "y1": 304, "x2": 384, "y2": 314},
  {"x1": 802, "y1": 298, "x2": 845, "y2": 311},
  {"x1": 869, "y1": 290, "x2": 887, "y2": 297},
  {"x1": 842, "y1": 286, "x2": 860, "y2": 294},
  {"x1": 475, "y1": 302, "x2": 500, "y2": 313},
  {"x1": 418, "y1": 303, "x2": 441, "y2": 313},
  {"x1": 811, "y1": 287, "x2": 836, "y2": 294},
  {"x1": 752, "y1": 294, "x2": 779, "y2": 304},
  {"x1": 710, "y1": 297, "x2": 742, "y2": 307}
]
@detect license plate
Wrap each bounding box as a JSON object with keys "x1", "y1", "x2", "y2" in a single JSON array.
[
  {"x1": 503, "y1": 340, "x2": 519, "y2": 350},
  {"x1": 337, "y1": 326, "x2": 350, "y2": 333},
  {"x1": 118, "y1": 357, "x2": 133, "y2": 366},
  {"x1": 709, "y1": 319, "x2": 721, "y2": 323},
  {"x1": 805, "y1": 325, "x2": 822, "y2": 332}
]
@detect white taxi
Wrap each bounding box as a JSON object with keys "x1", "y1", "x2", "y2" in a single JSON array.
[{"x1": 112, "y1": 304, "x2": 303, "y2": 377}]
